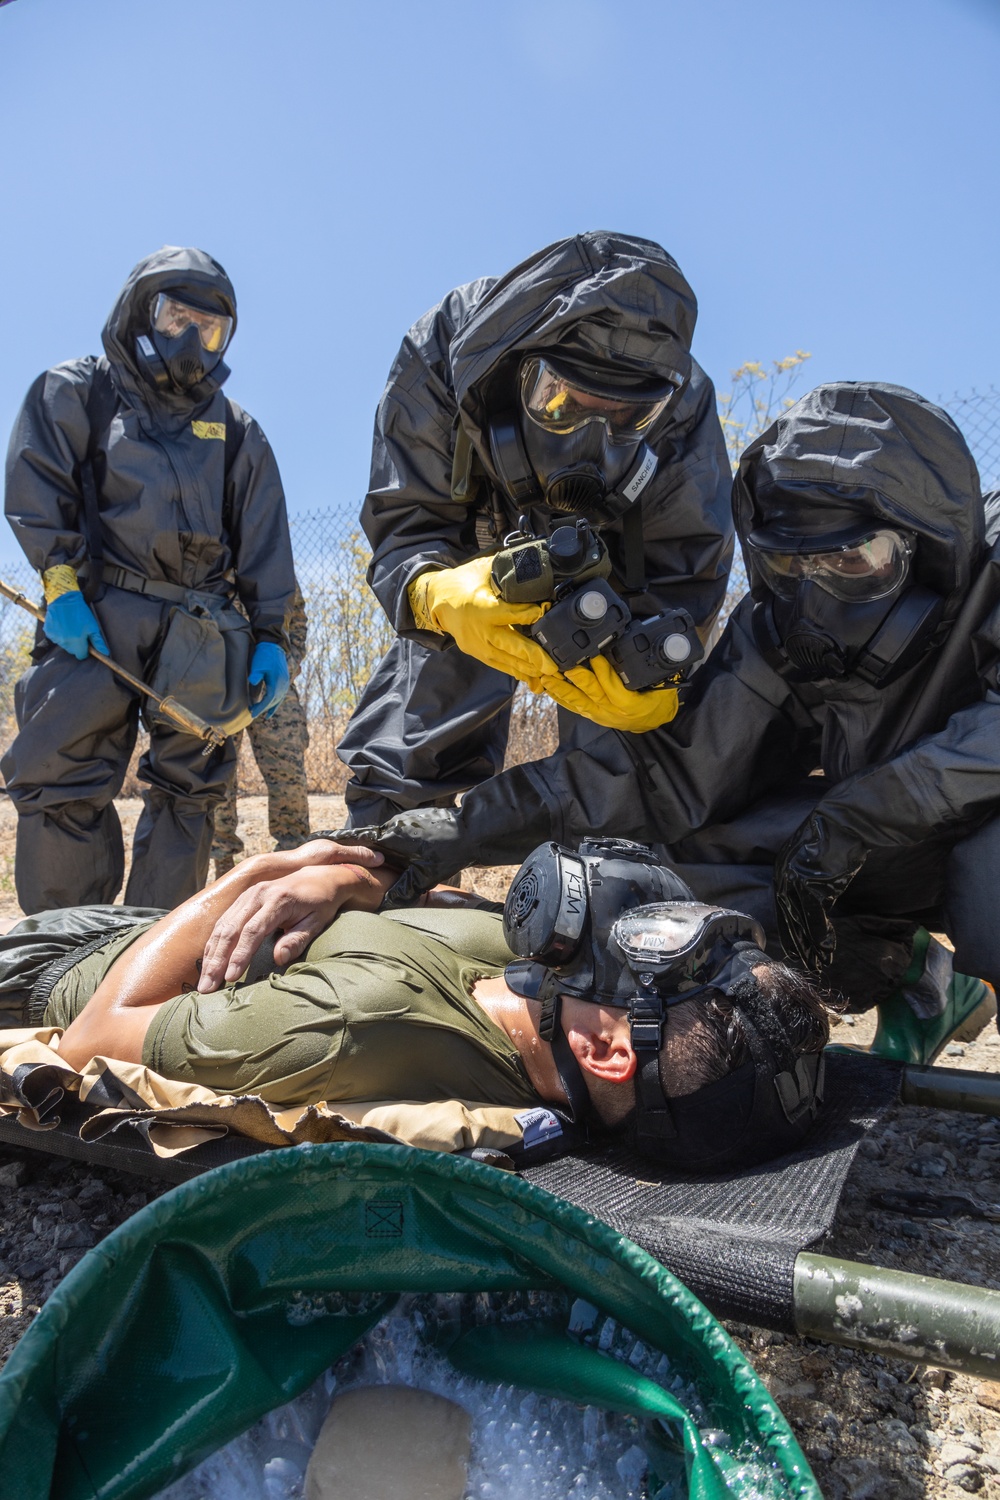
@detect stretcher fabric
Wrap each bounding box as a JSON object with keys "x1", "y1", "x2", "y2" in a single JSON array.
[
  {"x1": 0, "y1": 1012, "x2": 902, "y2": 1335},
  {"x1": 523, "y1": 1051, "x2": 903, "y2": 1330}
]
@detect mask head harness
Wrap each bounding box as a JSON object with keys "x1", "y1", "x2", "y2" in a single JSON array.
[
  {"x1": 503, "y1": 839, "x2": 824, "y2": 1169},
  {"x1": 488, "y1": 355, "x2": 678, "y2": 528},
  {"x1": 745, "y1": 497, "x2": 946, "y2": 688},
  {"x1": 135, "y1": 287, "x2": 234, "y2": 400}
]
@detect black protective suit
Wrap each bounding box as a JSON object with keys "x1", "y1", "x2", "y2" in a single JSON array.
[
  {"x1": 338, "y1": 232, "x2": 733, "y2": 825},
  {"x1": 2, "y1": 247, "x2": 296, "y2": 912},
  {"x1": 351, "y1": 384, "x2": 1000, "y2": 1002}
]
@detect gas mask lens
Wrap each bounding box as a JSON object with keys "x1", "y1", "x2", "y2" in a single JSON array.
[
  {"x1": 520, "y1": 357, "x2": 675, "y2": 441},
  {"x1": 613, "y1": 902, "x2": 752, "y2": 965},
  {"x1": 152, "y1": 294, "x2": 233, "y2": 355},
  {"x1": 749, "y1": 529, "x2": 912, "y2": 603}
]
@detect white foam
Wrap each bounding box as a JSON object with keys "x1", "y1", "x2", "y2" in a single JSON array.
[{"x1": 155, "y1": 1292, "x2": 791, "y2": 1500}]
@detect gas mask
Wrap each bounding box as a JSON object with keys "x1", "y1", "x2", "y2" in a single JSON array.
[
  {"x1": 748, "y1": 524, "x2": 945, "y2": 687},
  {"x1": 135, "y1": 291, "x2": 234, "y2": 399},
  {"x1": 503, "y1": 839, "x2": 824, "y2": 1169},
  {"x1": 489, "y1": 356, "x2": 677, "y2": 527}
]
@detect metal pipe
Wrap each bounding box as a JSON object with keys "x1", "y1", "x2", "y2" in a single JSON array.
[
  {"x1": 901, "y1": 1064, "x2": 1000, "y2": 1118},
  {"x1": 794, "y1": 1252, "x2": 1000, "y2": 1378}
]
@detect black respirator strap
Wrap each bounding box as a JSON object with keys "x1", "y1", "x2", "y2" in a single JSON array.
[
  {"x1": 488, "y1": 414, "x2": 538, "y2": 508},
  {"x1": 620, "y1": 497, "x2": 646, "y2": 593},
  {"x1": 723, "y1": 985, "x2": 789, "y2": 1146},
  {"x1": 630, "y1": 991, "x2": 678, "y2": 1143},
  {"x1": 854, "y1": 586, "x2": 945, "y2": 687},
  {"x1": 750, "y1": 597, "x2": 792, "y2": 673},
  {"x1": 543, "y1": 994, "x2": 597, "y2": 1131}
]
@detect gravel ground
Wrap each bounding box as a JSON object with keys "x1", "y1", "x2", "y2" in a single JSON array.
[{"x1": 1, "y1": 795, "x2": 1000, "y2": 1497}]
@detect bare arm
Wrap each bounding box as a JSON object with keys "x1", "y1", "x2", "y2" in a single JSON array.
[
  {"x1": 58, "y1": 843, "x2": 388, "y2": 1070},
  {"x1": 196, "y1": 860, "x2": 489, "y2": 993}
]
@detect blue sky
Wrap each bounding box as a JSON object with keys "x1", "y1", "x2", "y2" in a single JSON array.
[{"x1": 0, "y1": 0, "x2": 997, "y2": 571}]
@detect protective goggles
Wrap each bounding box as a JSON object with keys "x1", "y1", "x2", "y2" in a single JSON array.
[
  {"x1": 520, "y1": 356, "x2": 677, "y2": 441},
  {"x1": 152, "y1": 293, "x2": 233, "y2": 354},
  {"x1": 747, "y1": 528, "x2": 912, "y2": 603},
  {"x1": 612, "y1": 901, "x2": 766, "y2": 995}
]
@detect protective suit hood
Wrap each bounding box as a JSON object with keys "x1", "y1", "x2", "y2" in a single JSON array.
[
  {"x1": 448, "y1": 232, "x2": 699, "y2": 487},
  {"x1": 101, "y1": 246, "x2": 238, "y2": 429},
  {"x1": 734, "y1": 382, "x2": 984, "y2": 611}
]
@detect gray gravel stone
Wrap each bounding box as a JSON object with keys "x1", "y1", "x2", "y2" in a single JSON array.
[
  {"x1": 882, "y1": 1417, "x2": 919, "y2": 1451},
  {"x1": 75, "y1": 1179, "x2": 109, "y2": 1206},
  {"x1": 910, "y1": 1157, "x2": 949, "y2": 1178},
  {"x1": 830, "y1": 1455, "x2": 884, "y2": 1498},
  {"x1": 15, "y1": 1255, "x2": 49, "y2": 1279},
  {"x1": 51, "y1": 1223, "x2": 96, "y2": 1252},
  {"x1": 940, "y1": 1441, "x2": 979, "y2": 1466},
  {"x1": 943, "y1": 1463, "x2": 983, "y2": 1491}
]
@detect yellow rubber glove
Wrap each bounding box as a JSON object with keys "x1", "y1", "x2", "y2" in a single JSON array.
[
  {"x1": 42, "y1": 564, "x2": 81, "y2": 602},
  {"x1": 537, "y1": 652, "x2": 680, "y2": 732},
  {"x1": 408, "y1": 556, "x2": 558, "y2": 683}
]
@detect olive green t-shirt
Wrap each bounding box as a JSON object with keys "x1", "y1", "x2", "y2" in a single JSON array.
[
  {"x1": 128, "y1": 905, "x2": 538, "y2": 1111},
  {"x1": 45, "y1": 922, "x2": 160, "y2": 1031}
]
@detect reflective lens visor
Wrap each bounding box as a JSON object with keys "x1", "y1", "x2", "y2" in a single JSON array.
[
  {"x1": 748, "y1": 529, "x2": 912, "y2": 602},
  {"x1": 521, "y1": 357, "x2": 675, "y2": 440},
  {"x1": 152, "y1": 293, "x2": 233, "y2": 354},
  {"x1": 613, "y1": 901, "x2": 760, "y2": 966}
]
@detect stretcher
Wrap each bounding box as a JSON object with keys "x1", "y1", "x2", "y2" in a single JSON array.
[{"x1": 3, "y1": 1039, "x2": 999, "y2": 1378}]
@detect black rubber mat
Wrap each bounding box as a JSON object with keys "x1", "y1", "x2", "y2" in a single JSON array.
[
  {"x1": 522, "y1": 1052, "x2": 904, "y2": 1330},
  {"x1": 0, "y1": 1052, "x2": 903, "y2": 1327}
]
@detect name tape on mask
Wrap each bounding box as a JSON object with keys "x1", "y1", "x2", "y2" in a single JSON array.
[
  {"x1": 191, "y1": 421, "x2": 226, "y2": 441},
  {"x1": 514, "y1": 1107, "x2": 564, "y2": 1148},
  {"x1": 621, "y1": 447, "x2": 658, "y2": 502}
]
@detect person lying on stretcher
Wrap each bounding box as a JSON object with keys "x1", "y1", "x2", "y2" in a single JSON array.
[{"x1": 10, "y1": 838, "x2": 829, "y2": 1170}]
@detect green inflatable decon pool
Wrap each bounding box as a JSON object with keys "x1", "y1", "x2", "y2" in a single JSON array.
[{"x1": 0, "y1": 1142, "x2": 820, "y2": 1499}]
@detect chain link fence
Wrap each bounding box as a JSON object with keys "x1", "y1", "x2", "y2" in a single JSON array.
[{"x1": 1, "y1": 386, "x2": 998, "y2": 795}]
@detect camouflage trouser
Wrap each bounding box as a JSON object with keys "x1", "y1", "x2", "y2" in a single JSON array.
[{"x1": 211, "y1": 683, "x2": 310, "y2": 861}]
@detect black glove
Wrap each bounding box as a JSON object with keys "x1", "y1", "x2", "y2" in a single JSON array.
[
  {"x1": 324, "y1": 808, "x2": 468, "y2": 908},
  {"x1": 824, "y1": 914, "x2": 920, "y2": 1010},
  {"x1": 774, "y1": 808, "x2": 868, "y2": 973},
  {"x1": 320, "y1": 765, "x2": 554, "y2": 908}
]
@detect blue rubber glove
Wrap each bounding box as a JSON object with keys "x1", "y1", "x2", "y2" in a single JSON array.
[
  {"x1": 43, "y1": 590, "x2": 109, "y2": 660},
  {"x1": 248, "y1": 641, "x2": 290, "y2": 720}
]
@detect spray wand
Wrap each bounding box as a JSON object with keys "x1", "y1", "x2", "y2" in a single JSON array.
[{"x1": 0, "y1": 577, "x2": 227, "y2": 753}]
